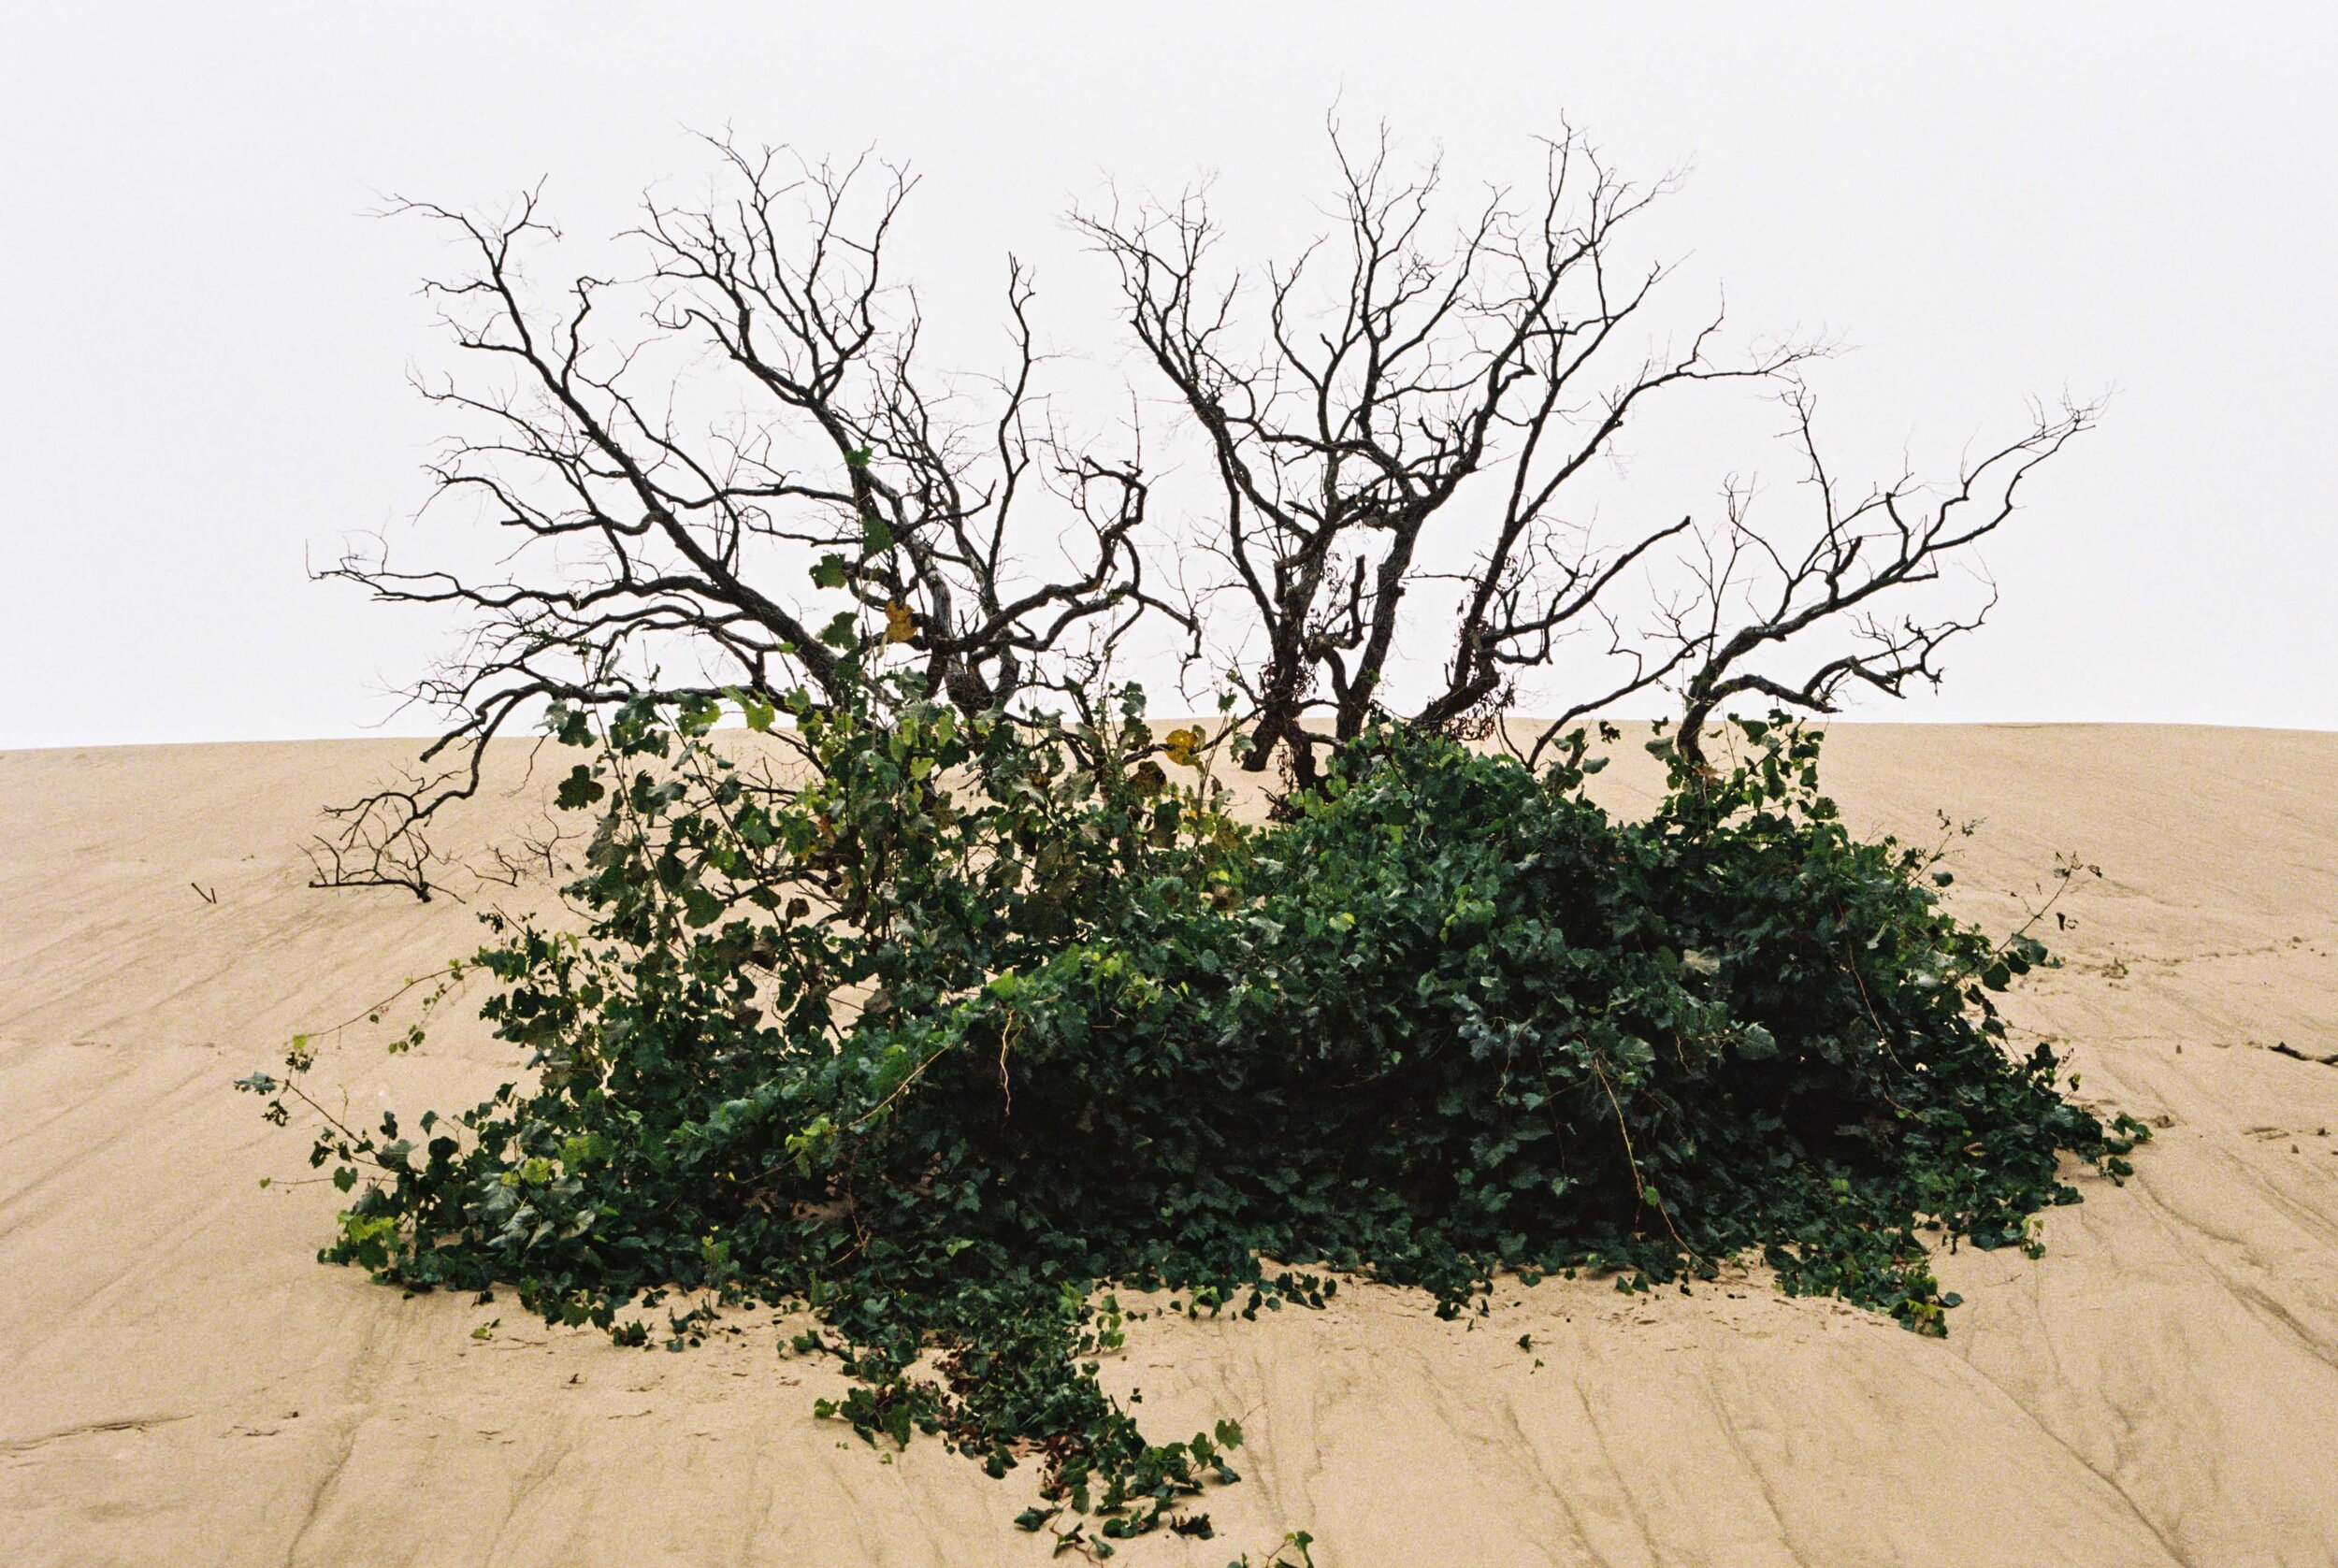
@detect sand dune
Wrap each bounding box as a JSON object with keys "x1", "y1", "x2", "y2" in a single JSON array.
[{"x1": 3, "y1": 726, "x2": 2335, "y2": 1567}]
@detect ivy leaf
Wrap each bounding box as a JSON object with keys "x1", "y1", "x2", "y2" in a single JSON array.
[{"x1": 556, "y1": 765, "x2": 605, "y2": 811}]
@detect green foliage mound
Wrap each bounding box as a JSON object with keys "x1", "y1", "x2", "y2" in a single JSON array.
[{"x1": 246, "y1": 688, "x2": 2144, "y2": 1549}]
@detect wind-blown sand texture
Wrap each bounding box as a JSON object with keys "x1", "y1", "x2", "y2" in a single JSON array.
[{"x1": 3, "y1": 725, "x2": 2334, "y2": 1567}]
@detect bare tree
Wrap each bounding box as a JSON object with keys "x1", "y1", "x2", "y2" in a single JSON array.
[
  {"x1": 326, "y1": 124, "x2": 2094, "y2": 894},
  {"x1": 320, "y1": 137, "x2": 1168, "y2": 897},
  {"x1": 1077, "y1": 125, "x2": 1817, "y2": 784},
  {"x1": 1080, "y1": 124, "x2": 2093, "y2": 784}
]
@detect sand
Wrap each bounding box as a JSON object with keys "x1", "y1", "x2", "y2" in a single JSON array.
[{"x1": 3, "y1": 725, "x2": 2335, "y2": 1567}]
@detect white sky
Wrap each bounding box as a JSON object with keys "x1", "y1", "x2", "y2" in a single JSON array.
[{"x1": 4, "y1": 1, "x2": 2332, "y2": 747}]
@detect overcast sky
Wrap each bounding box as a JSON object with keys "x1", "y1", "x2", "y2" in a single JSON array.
[{"x1": 4, "y1": 2, "x2": 2332, "y2": 747}]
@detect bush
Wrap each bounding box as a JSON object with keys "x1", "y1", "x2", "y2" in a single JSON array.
[{"x1": 245, "y1": 689, "x2": 2144, "y2": 1546}]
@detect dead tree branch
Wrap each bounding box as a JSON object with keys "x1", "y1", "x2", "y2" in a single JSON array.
[
  {"x1": 1666, "y1": 383, "x2": 2100, "y2": 771},
  {"x1": 322, "y1": 138, "x2": 1162, "y2": 896}
]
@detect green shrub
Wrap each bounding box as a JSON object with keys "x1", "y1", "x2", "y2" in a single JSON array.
[{"x1": 244, "y1": 689, "x2": 2144, "y2": 1546}]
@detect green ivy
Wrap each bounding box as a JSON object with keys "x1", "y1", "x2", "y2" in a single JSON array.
[{"x1": 244, "y1": 684, "x2": 2144, "y2": 1546}]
